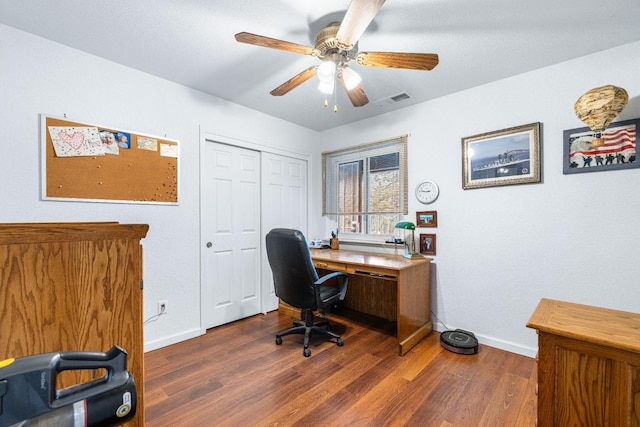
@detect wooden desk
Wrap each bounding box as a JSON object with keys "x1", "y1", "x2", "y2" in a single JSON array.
[
  {"x1": 280, "y1": 248, "x2": 432, "y2": 356},
  {"x1": 527, "y1": 298, "x2": 640, "y2": 426}
]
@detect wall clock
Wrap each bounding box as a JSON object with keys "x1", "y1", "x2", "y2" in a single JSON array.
[{"x1": 415, "y1": 180, "x2": 439, "y2": 204}]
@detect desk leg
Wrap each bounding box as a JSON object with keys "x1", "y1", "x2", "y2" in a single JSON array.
[{"x1": 397, "y1": 262, "x2": 432, "y2": 355}]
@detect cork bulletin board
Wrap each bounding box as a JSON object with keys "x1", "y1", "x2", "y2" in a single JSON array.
[{"x1": 41, "y1": 114, "x2": 179, "y2": 204}]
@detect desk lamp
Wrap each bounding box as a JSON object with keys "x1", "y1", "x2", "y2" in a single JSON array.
[{"x1": 394, "y1": 221, "x2": 422, "y2": 259}]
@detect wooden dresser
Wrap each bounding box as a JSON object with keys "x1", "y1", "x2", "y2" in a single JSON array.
[
  {"x1": 0, "y1": 222, "x2": 148, "y2": 426},
  {"x1": 527, "y1": 298, "x2": 640, "y2": 426}
]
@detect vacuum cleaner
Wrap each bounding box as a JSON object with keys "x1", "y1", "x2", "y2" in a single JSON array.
[{"x1": 0, "y1": 345, "x2": 136, "y2": 427}]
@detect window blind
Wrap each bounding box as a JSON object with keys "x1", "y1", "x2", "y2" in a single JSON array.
[{"x1": 322, "y1": 135, "x2": 408, "y2": 216}]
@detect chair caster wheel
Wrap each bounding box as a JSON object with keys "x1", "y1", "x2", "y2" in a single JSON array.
[
  {"x1": 303, "y1": 348, "x2": 311, "y2": 357},
  {"x1": 337, "y1": 338, "x2": 344, "y2": 346},
  {"x1": 275, "y1": 336, "x2": 282, "y2": 345}
]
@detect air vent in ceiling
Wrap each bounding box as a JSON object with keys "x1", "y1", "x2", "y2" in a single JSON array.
[{"x1": 374, "y1": 92, "x2": 413, "y2": 108}]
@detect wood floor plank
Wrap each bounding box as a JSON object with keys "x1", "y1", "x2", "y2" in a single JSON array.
[
  {"x1": 144, "y1": 310, "x2": 537, "y2": 426},
  {"x1": 369, "y1": 342, "x2": 466, "y2": 426},
  {"x1": 391, "y1": 334, "x2": 447, "y2": 381},
  {"x1": 513, "y1": 363, "x2": 538, "y2": 427},
  {"x1": 477, "y1": 372, "x2": 530, "y2": 426},
  {"x1": 399, "y1": 343, "x2": 476, "y2": 426},
  {"x1": 230, "y1": 353, "x2": 382, "y2": 426}
]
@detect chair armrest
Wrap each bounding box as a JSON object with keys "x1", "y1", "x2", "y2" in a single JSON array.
[
  {"x1": 315, "y1": 271, "x2": 348, "y2": 300},
  {"x1": 315, "y1": 271, "x2": 347, "y2": 284}
]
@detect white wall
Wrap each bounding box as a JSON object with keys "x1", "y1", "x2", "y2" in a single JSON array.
[
  {"x1": 313, "y1": 41, "x2": 640, "y2": 356},
  {"x1": 3, "y1": 22, "x2": 639, "y2": 358},
  {"x1": 0, "y1": 24, "x2": 319, "y2": 352}
]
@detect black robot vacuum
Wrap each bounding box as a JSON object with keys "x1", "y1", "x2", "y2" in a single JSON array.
[{"x1": 440, "y1": 329, "x2": 479, "y2": 355}]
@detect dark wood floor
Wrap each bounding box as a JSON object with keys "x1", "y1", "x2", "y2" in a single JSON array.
[{"x1": 144, "y1": 309, "x2": 537, "y2": 426}]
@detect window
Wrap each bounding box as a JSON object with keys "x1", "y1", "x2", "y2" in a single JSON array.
[{"x1": 323, "y1": 135, "x2": 408, "y2": 236}]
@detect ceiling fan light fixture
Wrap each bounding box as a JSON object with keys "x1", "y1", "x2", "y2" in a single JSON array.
[
  {"x1": 341, "y1": 66, "x2": 362, "y2": 91},
  {"x1": 318, "y1": 80, "x2": 334, "y2": 95},
  {"x1": 317, "y1": 60, "x2": 336, "y2": 82}
]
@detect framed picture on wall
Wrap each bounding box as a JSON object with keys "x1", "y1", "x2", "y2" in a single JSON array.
[
  {"x1": 419, "y1": 233, "x2": 436, "y2": 256},
  {"x1": 416, "y1": 211, "x2": 437, "y2": 227},
  {"x1": 462, "y1": 122, "x2": 541, "y2": 189},
  {"x1": 563, "y1": 117, "x2": 639, "y2": 174}
]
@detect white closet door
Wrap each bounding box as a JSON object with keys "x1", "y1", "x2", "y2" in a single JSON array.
[
  {"x1": 261, "y1": 152, "x2": 308, "y2": 312},
  {"x1": 202, "y1": 141, "x2": 261, "y2": 329}
]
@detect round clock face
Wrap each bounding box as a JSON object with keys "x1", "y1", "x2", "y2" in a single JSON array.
[{"x1": 415, "y1": 180, "x2": 439, "y2": 204}]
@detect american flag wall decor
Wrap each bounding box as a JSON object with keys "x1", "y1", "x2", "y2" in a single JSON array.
[{"x1": 563, "y1": 117, "x2": 639, "y2": 174}]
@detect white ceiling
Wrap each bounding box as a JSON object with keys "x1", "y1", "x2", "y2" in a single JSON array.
[{"x1": 2, "y1": 0, "x2": 640, "y2": 131}]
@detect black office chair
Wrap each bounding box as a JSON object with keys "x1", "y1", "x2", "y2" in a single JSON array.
[{"x1": 265, "y1": 228, "x2": 348, "y2": 357}]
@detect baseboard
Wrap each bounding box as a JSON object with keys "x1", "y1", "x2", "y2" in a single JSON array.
[{"x1": 144, "y1": 327, "x2": 204, "y2": 353}]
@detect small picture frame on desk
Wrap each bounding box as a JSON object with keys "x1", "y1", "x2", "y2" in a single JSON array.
[
  {"x1": 416, "y1": 211, "x2": 437, "y2": 227},
  {"x1": 419, "y1": 233, "x2": 436, "y2": 255}
]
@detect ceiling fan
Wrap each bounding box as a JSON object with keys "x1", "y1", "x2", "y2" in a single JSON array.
[{"x1": 234, "y1": 0, "x2": 439, "y2": 109}]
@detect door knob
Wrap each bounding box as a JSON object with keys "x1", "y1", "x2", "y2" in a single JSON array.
[{"x1": 206, "y1": 242, "x2": 212, "y2": 248}]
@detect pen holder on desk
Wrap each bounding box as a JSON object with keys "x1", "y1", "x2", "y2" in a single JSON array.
[{"x1": 330, "y1": 238, "x2": 339, "y2": 250}]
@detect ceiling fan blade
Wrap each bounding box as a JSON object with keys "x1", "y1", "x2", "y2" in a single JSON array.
[
  {"x1": 336, "y1": 0, "x2": 386, "y2": 49},
  {"x1": 270, "y1": 66, "x2": 318, "y2": 96},
  {"x1": 338, "y1": 75, "x2": 369, "y2": 107},
  {"x1": 356, "y1": 52, "x2": 439, "y2": 70},
  {"x1": 235, "y1": 32, "x2": 318, "y2": 56}
]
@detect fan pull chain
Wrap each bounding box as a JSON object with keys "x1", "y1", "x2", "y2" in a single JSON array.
[{"x1": 333, "y1": 77, "x2": 338, "y2": 113}]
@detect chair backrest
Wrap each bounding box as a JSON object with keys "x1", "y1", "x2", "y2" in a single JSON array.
[{"x1": 265, "y1": 228, "x2": 319, "y2": 310}]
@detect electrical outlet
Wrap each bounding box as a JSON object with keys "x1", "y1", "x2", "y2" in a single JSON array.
[{"x1": 158, "y1": 300, "x2": 168, "y2": 315}]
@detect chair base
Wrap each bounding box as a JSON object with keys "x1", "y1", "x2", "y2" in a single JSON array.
[{"x1": 275, "y1": 309, "x2": 343, "y2": 357}]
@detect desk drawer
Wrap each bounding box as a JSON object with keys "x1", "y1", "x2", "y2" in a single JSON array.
[
  {"x1": 313, "y1": 260, "x2": 347, "y2": 272},
  {"x1": 348, "y1": 266, "x2": 398, "y2": 281}
]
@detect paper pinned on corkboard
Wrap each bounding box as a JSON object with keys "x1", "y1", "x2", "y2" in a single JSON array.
[{"x1": 48, "y1": 126, "x2": 104, "y2": 157}]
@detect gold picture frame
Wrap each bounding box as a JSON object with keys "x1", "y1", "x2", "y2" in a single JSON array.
[{"x1": 462, "y1": 122, "x2": 541, "y2": 189}]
